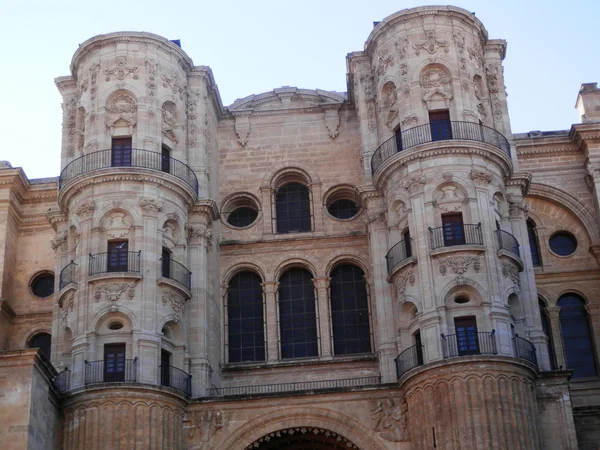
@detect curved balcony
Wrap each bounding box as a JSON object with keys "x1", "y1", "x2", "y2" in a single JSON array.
[
  {"x1": 160, "y1": 364, "x2": 192, "y2": 396},
  {"x1": 160, "y1": 257, "x2": 191, "y2": 290},
  {"x1": 496, "y1": 229, "x2": 520, "y2": 258},
  {"x1": 442, "y1": 330, "x2": 497, "y2": 357},
  {"x1": 371, "y1": 121, "x2": 511, "y2": 175},
  {"x1": 386, "y1": 238, "x2": 414, "y2": 275},
  {"x1": 395, "y1": 344, "x2": 424, "y2": 379},
  {"x1": 89, "y1": 251, "x2": 141, "y2": 276},
  {"x1": 59, "y1": 148, "x2": 199, "y2": 195},
  {"x1": 429, "y1": 223, "x2": 483, "y2": 250},
  {"x1": 84, "y1": 358, "x2": 137, "y2": 384},
  {"x1": 59, "y1": 261, "x2": 77, "y2": 290},
  {"x1": 513, "y1": 335, "x2": 538, "y2": 366}
]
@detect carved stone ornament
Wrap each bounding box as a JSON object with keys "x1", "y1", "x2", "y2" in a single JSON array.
[
  {"x1": 106, "y1": 93, "x2": 137, "y2": 135},
  {"x1": 139, "y1": 197, "x2": 163, "y2": 213},
  {"x1": 362, "y1": 208, "x2": 387, "y2": 226},
  {"x1": 162, "y1": 71, "x2": 184, "y2": 98},
  {"x1": 50, "y1": 231, "x2": 68, "y2": 252},
  {"x1": 485, "y1": 64, "x2": 503, "y2": 120},
  {"x1": 433, "y1": 185, "x2": 467, "y2": 212},
  {"x1": 403, "y1": 174, "x2": 426, "y2": 194},
  {"x1": 245, "y1": 428, "x2": 358, "y2": 450},
  {"x1": 393, "y1": 269, "x2": 416, "y2": 303},
  {"x1": 506, "y1": 194, "x2": 530, "y2": 219},
  {"x1": 468, "y1": 40, "x2": 484, "y2": 68},
  {"x1": 186, "y1": 222, "x2": 212, "y2": 246},
  {"x1": 359, "y1": 74, "x2": 375, "y2": 102},
  {"x1": 104, "y1": 57, "x2": 139, "y2": 81},
  {"x1": 186, "y1": 88, "x2": 201, "y2": 147},
  {"x1": 420, "y1": 68, "x2": 450, "y2": 90},
  {"x1": 83, "y1": 140, "x2": 98, "y2": 155},
  {"x1": 185, "y1": 410, "x2": 225, "y2": 447},
  {"x1": 162, "y1": 289, "x2": 185, "y2": 322},
  {"x1": 95, "y1": 282, "x2": 137, "y2": 302},
  {"x1": 442, "y1": 172, "x2": 453, "y2": 181},
  {"x1": 61, "y1": 292, "x2": 75, "y2": 328},
  {"x1": 501, "y1": 260, "x2": 520, "y2": 294},
  {"x1": 161, "y1": 102, "x2": 178, "y2": 142},
  {"x1": 145, "y1": 58, "x2": 158, "y2": 110},
  {"x1": 401, "y1": 113, "x2": 417, "y2": 127},
  {"x1": 371, "y1": 398, "x2": 410, "y2": 442},
  {"x1": 234, "y1": 114, "x2": 251, "y2": 146},
  {"x1": 413, "y1": 30, "x2": 449, "y2": 56},
  {"x1": 585, "y1": 164, "x2": 598, "y2": 190},
  {"x1": 323, "y1": 107, "x2": 340, "y2": 139},
  {"x1": 396, "y1": 38, "x2": 408, "y2": 59},
  {"x1": 439, "y1": 256, "x2": 481, "y2": 276},
  {"x1": 102, "y1": 213, "x2": 133, "y2": 239},
  {"x1": 74, "y1": 200, "x2": 96, "y2": 218},
  {"x1": 470, "y1": 169, "x2": 493, "y2": 186}
]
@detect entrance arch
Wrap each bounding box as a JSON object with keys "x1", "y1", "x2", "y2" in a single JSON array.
[{"x1": 245, "y1": 427, "x2": 360, "y2": 449}]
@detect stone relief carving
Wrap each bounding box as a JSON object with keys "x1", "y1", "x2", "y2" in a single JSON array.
[
  {"x1": 371, "y1": 398, "x2": 410, "y2": 442},
  {"x1": 185, "y1": 410, "x2": 225, "y2": 448},
  {"x1": 102, "y1": 213, "x2": 133, "y2": 239},
  {"x1": 401, "y1": 113, "x2": 417, "y2": 127},
  {"x1": 323, "y1": 107, "x2": 340, "y2": 139},
  {"x1": 95, "y1": 282, "x2": 137, "y2": 302},
  {"x1": 485, "y1": 64, "x2": 503, "y2": 120},
  {"x1": 359, "y1": 74, "x2": 375, "y2": 102},
  {"x1": 162, "y1": 220, "x2": 180, "y2": 248},
  {"x1": 244, "y1": 427, "x2": 357, "y2": 450},
  {"x1": 186, "y1": 222, "x2": 212, "y2": 246},
  {"x1": 74, "y1": 200, "x2": 96, "y2": 218},
  {"x1": 50, "y1": 231, "x2": 68, "y2": 252},
  {"x1": 61, "y1": 292, "x2": 75, "y2": 327},
  {"x1": 162, "y1": 102, "x2": 178, "y2": 142},
  {"x1": 506, "y1": 194, "x2": 530, "y2": 219},
  {"x1": 145, "y1": 59, "x2": 158, "y2": 116},
  {"x1": 393, "y1": 269, "x2": 416, "y2": 303},
  {"x1": 585, "y1": 164, "x2": 598, "y2": 190},
  {"x1": 83, "y1": 141, "x2": 98, "y2": 155},
  {"x1": 501, "y1": 260, "x2": 520, "y2": 294},
  {"x1": 186, "y1": 88, "x2": 201, "y2": 147},
  {"x1": 382, "y1": 83, "x2": 399, "y2": 128},
  {"x1": 162, "y1": 71, "x2": 184, "y2": 98},
  {"x1": 420, "y1": 68, "x2": 452, "y2": 109},
  {"x1": 375, "y1": 52, "x2": 394, "y2": 84},
  {"x1": 468, "y1": 40, "x2": 484, "y2": 68},
  {"x1": 433, "y1": 185, "x2": 467, "y2": 212},
  {"x1": 65, "y1": 98, "x2": 77, "y2": 157},
  {"x1": 234, "y1": 114, "x2": 251, "y2": 146},
  {"x1": 106, "y1": 93, "x2": 137, "y2": 135},
  {"x1": 104, "y1": 57, "x2": 139, "y2": 81},
  {"x1": 396, "y1": 38, "x2": 408, "y2": 60},
  {"x1": 139, "y1": 197, "x2": 163, "y2": 213},
  {"x1": 470, "y1": 169, "x2": 493, "y2": 186},
  {"x1": 162, "y1": 289, "x2": 185, "y2": 322},
  {"x1": 413, "y1": 30, "x2": 449, "y2": 56},
  {"x1": 362, "y1": 208, "x2": 387, "y2": 226},
  {"x1": 453, "y1": 31, "x2": 469, "y2": 91},
  {"x1": 442, "y1": 172, "x2": 453, "y2": 181},
  {"x1": 403, "y1": 174, "x2": 426, "y2": 194},
  {"x1": 439, "y1": 255, "x2": 481, "y2": 275}
]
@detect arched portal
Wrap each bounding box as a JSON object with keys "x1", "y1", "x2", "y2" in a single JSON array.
[{"x1": 244, "y1": 427, "x2": 362, "y2": 449}]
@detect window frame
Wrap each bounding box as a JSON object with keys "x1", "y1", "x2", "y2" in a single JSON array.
[{"x1": 274, "y1": 182, "x2": 313, "y2": 234}]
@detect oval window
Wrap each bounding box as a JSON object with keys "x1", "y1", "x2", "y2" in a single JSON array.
[
  {"x1": 31, "y1": 273, "x2": 55, "y2": 298},
  {"x1": 227, "y1": 207, "x2": 258, "y2": 228},
  {"x1": 549, "y1": 232, "x2": 577, "y2": 256},
  {"x1": 327, "y1": 199, "x2": 359, "y2": 220}
]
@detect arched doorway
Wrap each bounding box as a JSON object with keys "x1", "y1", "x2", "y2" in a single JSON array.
[{"x1": 244, "y1": 427, "x2": 361, "y2": 449}]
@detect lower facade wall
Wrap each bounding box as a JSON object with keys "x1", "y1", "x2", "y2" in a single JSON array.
[{"x1": 573, "y1": 406, "x2": 600, "y2": 450}]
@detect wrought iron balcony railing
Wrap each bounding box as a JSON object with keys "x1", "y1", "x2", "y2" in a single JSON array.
[
  {"x1": 59, "y1": 261, "x2": 77, "y2": 290},
  {"x1": 89, "y1": 251, "x2": 141, "y2": 276},
  {"x1": 441, "y1": 330, "x2": 497, "y2": 358},
  {"x1": 395, "y1": 344, "x2": 424, "y2": 379},
  {"x1": 371, "y1": 121, "x2": 511, "y2": 175},
  {"x1": 429, "y1": 223, "x2": 483, "y2": 250},
  {"x1": 160, "y1": 364, "x2": 192, "y2": 396},
  {"x1": 386, "y1": 238, "x2": 413, "y2": 275},
  {"x1": 160, "y1": 257, "x2": 191, "y2": 290},
  {"x1": 59, "y1": 148, "x2": 199, "y2": 195},
  {"x1": 84, "y1": 358, "x2": 137, "y2": 384},
  {"x1": 496, "y1": 229, "x2": 521, "y2": 258},
  {"x1": 513, "y1": 335, "x2": 538, "y2": 366},
  {"x1": 206, "y1": 376, "x2": 381, "y2": 397},
  {"x1": 53, "y1": 367, "x2": 71, "y2": 393}
]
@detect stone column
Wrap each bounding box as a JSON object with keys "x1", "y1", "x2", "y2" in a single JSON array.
[
  {"x1": 546, "y1": 306, "x2": 566, "y2": 369},
  {"x1": 310, "y1": 182, "x2": 324, "y2": 233},
  {"x1": 262, "y1": 281, "x2": 279, "y2": 362},
  {"x1": 260, "y1": 186, "x2": 273, "y2": 235},
  {"x1": 313, "y1": 277, "x2": 332, "y2": 358}
]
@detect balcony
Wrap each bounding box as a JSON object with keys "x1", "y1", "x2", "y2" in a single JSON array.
[
  {"x1": 89, "y1": 251, "x2": 141, "y2": 276},
  {"x1": 429, "y1": 223, "x2": 483, "y2": 250},
  {"x1": 386, "y1": 238, "x2": 414, "y2": 276},
  {"x1": 160, "y1": 364, "x2": 192, "y2": 396},
  {"x1": 395, "y1": 344, "x2": 424, "y2": 379},
  {"x1": 513, "y1": 335, "x2": 538, "y2": 366},
  {"x1": 371, "y1": 121, "x2": 511, "y2": 175},
  {"x1": 442, "y1": 330, "x2": 498, "y2": 358},
  {"x1": 496, "y1": 229, "x2": 521, "y2": 258},
  {"x1": 59, "y1": 261, "x2": 77, "y2": 290},
  {"x1": 160, "y1": 258, "x2": 191, "y2": 290},
  {"x1": 84, "y1": 358, "x2": 137, "y2": 384},
  {"x1": 59, "y1": 148, "x2": 199, "y2": 195}
]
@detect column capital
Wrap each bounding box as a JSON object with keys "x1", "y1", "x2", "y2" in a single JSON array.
[
  {"x1": 545, "y1": 306, "x2": 561, "y2": 319},
  {"x1": 261, "y1": 281, "x2": 279, "y2": 294},
  {"x1": 313, "y1": 277, "x2": 330, "y2": 289}
]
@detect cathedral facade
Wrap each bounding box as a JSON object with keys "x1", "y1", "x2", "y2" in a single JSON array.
[{"x1": 1, "y1": 5, "x2": 600, "y2": 450}]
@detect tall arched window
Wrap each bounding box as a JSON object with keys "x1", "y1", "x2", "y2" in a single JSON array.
[
  {"x1": 227, "y1": 272, "x2": 265, "y2": 363},
  {"x1": 539, "y1": 299, "x2": 556, "y2": 369},
  {"x1": 278, "y1": 268, "x2": 318, "y2": 359},
  {"x1": 27, "y1": 332, "x2": 52, "y2": 360},
  {"x1": 527, "y1": 219, "x2": 541, "y2": 266},
  {"x1": 330, "y1": 264, "x2": 371, "y2": 355},
  {"x1": 558, "y1": 294, "x2": 597, "y2": 378},
  {"x1": 275, "y1": 183, "x2": 311, "y2": 233}
]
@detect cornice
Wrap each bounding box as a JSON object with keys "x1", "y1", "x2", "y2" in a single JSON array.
[
  {"x1": 506, "y1": 172, "x2": 532, "y2": 196},
  {"x1": 190, "y1": 199, "x2": 220, "y2": 222},
  {"x1": 570, "y1": 123, "x2": 600, "y2": 151}
]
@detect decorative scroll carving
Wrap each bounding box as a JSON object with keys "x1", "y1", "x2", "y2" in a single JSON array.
[
  {"x1": 420, "y1": 68, "x2": 452, "y2": 109},
  {"x1": 139, "y1": 197, "x2": 163, "y2": 213},
  {"x1": 468, "y1": 40, "x2": 484, "y2": 68},
  {"x1": 50, "y1": 231, "x2": 68, "y2": 252},
  {"x1": 234, "y1": 114, "x2": 251, "y2": 146},
  {"x1": 162, "y1": 71, "x2": 184, "y2": 98},
  {"x1": 162, "y1": 289, "x2": 185, "y2": 322},
  {"x1": 413, "y1": 30, "x2": 449, "y2": 56},
  {"x1": 433, "y1": 185, "x2": 467, "y2": 212},
  {"x1": 323, "y1": 106, "x2": 340, "y2": 139},
  {"x1": 95, "y1": 282, "x2": 137, "y2": 302},
  {"x1": 439, "y1": 256, "x2": 481, "y2": 276},
  {"x1": 102, "y1": 213, "x2": 133, "y2": 239},
  {"x1": 501, "y1": 260, "x2": 520, "y2": 294},
  {"x1": 362, "y1": 208, "x2": 387, "y2": 226},
  {"x1": 371, "y1": 399, "x2": 410, "y2": 442},
  {"x1": 393, "y1": 269, "x2": 415, "y2": 303},
  {"x1": 359, "y1": 74, "x2": 375, "y2": 102},
  {"x1": 145, "y1": 59, "x2": 158, "y2": 116},
  {"x1": 104, "y1": 57, "x2": 139, "y2": 81},
  {"x1": 186, "y1": 222, "x2": 212, "y2": 246},
  {"x1": 106, "y1": 93, "x2": 137, "y2": 135},
  {"x1": 485, "y1": 64, "x2": 503, "y2": 120},
  {"x1": 403, "y1": 174, "x2": 426, "y2": 194},
  {"x1": 65, "y1": 98, "x2": 77, "y2": 157},
  {"x1": 61, "y1": 292, "x2": 74, "y2": 327},
  {"x1": 506, "y1": 194, "x2": 530, "y2": 219},
  {"x1": 185, "y1": 410, "x2": 225, "y2": 447},
  {"x1": 470, "y1": 169, "x2": 493, "y2": 186},
  {"x1": 395, "y1": 38, "x2": 408, "y2": 60},
  {"x1": 186, "y1": 88, "x2": 201, "y2": 147},
  {"x1": 74, "y1": 201, "x2": 96, "y2": 218}
]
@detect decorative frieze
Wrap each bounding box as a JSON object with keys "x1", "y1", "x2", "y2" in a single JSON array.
[
  {"x1": 139, "y1": 197, "x2": 163, "y2": 213},
  {"x1": 439, "y1": 255, "x2": 481, "y2": 275},
  {"x1": 371, "y1": 398, "x2": 410, "y2": 442},
  {"x1": 413, "y1": 30, "x2": 449, "y2": 56},
  {"x1": 74, "y1": 201, "x2": 96, "y2": 218},
  {"x1": 94, "y1": 282, "x2": 137, "y2": 302},
  {"x1": 470, "y1": 169, "x2": 493, "y2": 186},
  {"x1": 104, "y1": 57, "x2": 139, "y2": 81},
  {"x1": 403, "y1": 174, "x2": 426, "y2": 194}
]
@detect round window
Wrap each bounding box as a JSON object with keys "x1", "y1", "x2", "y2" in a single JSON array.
[
  {"x1": 549, "y1": 231, "x2": 577, "y2": 256},
  {"x1": 227, "y1": 207, "x2": 258, "y2": 228},
  {"x1": 109, "y1": 322, "x2": 124, "y2": 330},
  {"x1": 454, "y1": 296, "x2": 469, "y2": 304},
  {"x1": 30, "y1": 273, "x2": 55, "y2": 298},
  {"x1": 327, "y1": 199, "x2": 360, "y2": 220}
]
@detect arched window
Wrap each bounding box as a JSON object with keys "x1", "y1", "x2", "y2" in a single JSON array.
[
  {"x1": 227, "y1": 272, "x2": 265, "y2": 363},
  {"x1": 278, "y1": 268, "x2": 318, "y2": 359},
  {"x1": 275, "y1": 183, "x2": 311, "y2": 233},
  {"x1": 539, "y1": 299, "x2": 556, "y2": 369},
  {"x1": 558, "y1": 294, "x2": 597, "y2": 378},
  {"x1": 527, "y1": 219, "x2": 541, "y2": 266},
  {"x1": 330, "y1": 264, "x2": 371, "y2": 355},
  {"x1": 27, "y1": 332, "x2": 51, "y2": 360}
]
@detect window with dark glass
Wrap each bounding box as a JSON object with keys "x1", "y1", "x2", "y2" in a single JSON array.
[
  {"x1": 227, "y1": 207, "x2": 258, "y2": 228},
  {"x1": 403, "y1": 229, "x2": 412, "y2": 258},
  {"x1": 394, "y1": 126, "x2": 403, "y2": 152},
  {"x1": 558, "y1": 294, "x2": 598, "y2": 379},
  {"x1": 227, "y1": 272, "x2": 265, "y2": 363},
  {"x1": 161, "y1": 144, "x2": 171, "y2": 173},
  {"x1": 107, "y1": 240, "x2": 128, "y2": 272},
  {"x1": 111, "y1": 137, "x2": 132, "y2": 167},
  {"x1": 275, "y1": 183, "x2": 311, "y2": 233},
  {"x1": 160, "y1": 349, "x2": 171, "y2": 387},
  {"x1": 539, "y1": 299, "x2": 556, "y2": 369},
  {"x1": 31, "y1": 273, "x2": 55, "y2": 298},
  {"x1": 454, "y1": 316, "x2": 479, "y2": 356},
  {"x1": 161, "y1": 247, "x2": 171, "y2": 279},
  {"x1": 330, "y1": 264, "x2": 371, "y2": 355},
  {"x1": 104, "y1": 343, "x2": 126, "y2": 382},
  {"x1": 414, "y1": 330, "x2": 424, "y2": 365},
  {"x1": 28, "y1": 333, "x2": 51, "y2": 360},
  {"x1": 429, "y1": 110, "x2": 452, "y2": 141},
  {"x1": 327, "y1": 199, "x2": 359, "y2": 220},
  {"x1": 442, "y1": 213, "x2": 465, "y2": 246},
  {"x1": 527, "y1": 219, "x2": 541, "y2": 266},
  {"x1": 549, "y1": 231, "x2": 577, "y2": 257},
  {"x1": 278, "y1": 268, "x2": 318, "y2": 359}
]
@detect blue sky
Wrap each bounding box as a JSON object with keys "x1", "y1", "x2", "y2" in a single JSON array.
[{"x1": 1, "y1": 0, "x2": 598, "y2": 179}]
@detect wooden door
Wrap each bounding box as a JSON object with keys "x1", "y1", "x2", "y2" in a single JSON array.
[
  {"x1": 160, "y1": 350, "x2": 171, "y2": 386},
  {"x1": 442, "y1": 213, "x2": 465, "y2": 246},
  {"x1": 107, "y1": 241, "x2": 128, "y2": 272},
  {"x1": 104, "y1": 344, "x2": 126, "y2": 382},
  {"x1": 161, "y1": 145, "x2": 171, "y2": 173},
  {"x1": 429, "y1": 110, "x2": 452, "y2": 141},
  {"x1": 111, "y1": 138, "x2": 132, "y2": 167},
  {"x1": 454, "y1": 317, "x2": 479, "y2": 356}
]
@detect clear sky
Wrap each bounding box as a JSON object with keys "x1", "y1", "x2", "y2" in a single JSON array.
[{"x1": 1, "y1": 0, "x2": 598, "y2": 179}]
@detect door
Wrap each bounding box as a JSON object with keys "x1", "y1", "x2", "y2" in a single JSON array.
[
  {"x1": 429, "y1": 110, "x2": 452, "y2": 141},
  {"x1": 394, "y1": 126, "x2": 403, "y2": 152},
  {"x1": 442, "y1": 213, "x2": 465, "y2": 246},
  {"x1": 107, "y1": 241, "x2": 128, "y2": 272},
  {"x1": 454, "y1": 317, "x2": 479, "y2": 356},
  {"x1": 111, "y1": 138, "x2": 132, "y2": 167},
  {"x1": 160, "y1": 350, "x2": 171, "y2": 387},
  {"x1": 403, "y1": 230, "x2": 412, "y2": 258},
  {"x1": 414, "y1": 331, "x2": 423, "y2": 365},
  {"x1": 161, "y1": 247, "x2": 171, "y2": 279},
  {"x1": 104, "y1": 344, "x2": 126, "y2": 382},
  {"x1": 161, "y1": 145, "x2": 171, "y2": 173}
]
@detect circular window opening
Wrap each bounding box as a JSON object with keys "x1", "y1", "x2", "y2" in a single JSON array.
[
  {"x1": 454, "y1": 296, "x2": 469, "y2": 304},
  {"x1": 30, "y1": 273, "x2": 55, "y2": 298},
  {"x1": 549, "y1": 231, "x2": 577, "y2": 256},
  {"x1": 227, "y1": 207, "x2": 258, "y2": 228},
  {"x1": 109, "y1": 322, "x2": 123, "y2": 330},
  {"x1": 328, "y1": 199, "x2": 359, "y2": 220}
]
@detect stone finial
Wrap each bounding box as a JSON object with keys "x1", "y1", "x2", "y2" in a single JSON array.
[
  {"x1": 0, "y1": 160, "x2": 12, "y2": 169},
  {"x1": 576, "y1": 82, "x2": 600, "y2": 123}
]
